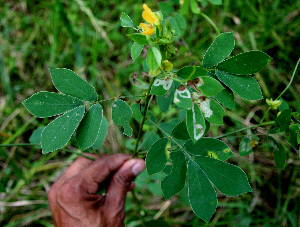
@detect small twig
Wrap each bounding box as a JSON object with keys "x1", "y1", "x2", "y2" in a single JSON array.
[{"x1": 133, "y1": 77, "x2": 156, "y2": 157}]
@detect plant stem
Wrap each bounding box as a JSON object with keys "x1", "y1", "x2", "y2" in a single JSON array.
[
  {"x1": 61, "y1": 149, "x2": 97, "y2": 161},
  {"x1": 133, "y1": 77, "x2": 156, "y2": 157},
  {"x1": 260, "y1": 58, "x2": 299, "y2": 123},
  {"x1": 214, "y1": 121, "x2": 274, "y2": 139},
  {"x1": 275, "y1": 57, "x2": 300, "y2": 101},
  {"x1": 95, "y1": 95, "x2": 146, "y2": 103},
  {"x1": 200, "y1": 12, "x2": 221, "y2": 35}
]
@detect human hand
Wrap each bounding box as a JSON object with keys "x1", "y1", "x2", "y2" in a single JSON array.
[{"x1": 48, "y1": 154, "x2": 145, "y2": 227}]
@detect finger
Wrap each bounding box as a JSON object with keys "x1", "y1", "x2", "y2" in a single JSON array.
[
  {"x1": 105, "y1": 158, "x2": 145, "y2": 210},
  {"x1": 128, "y1": 182, "x2": 135, "y2": 191},
  {"x1": 76, "y1": 154, "x2": 131, "y2": 194},
  {"x1": 62, "y1": 153, "x2": 100, "y2": 180}
]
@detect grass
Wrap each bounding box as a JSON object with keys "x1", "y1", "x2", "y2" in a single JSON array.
[{"x1": 0, "y1": 0, "x2": 299, "y2": 226}]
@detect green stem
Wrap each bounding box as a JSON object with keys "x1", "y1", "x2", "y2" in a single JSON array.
[
  {"x1": 200, "y1": 12, "x2": 220, "y2": 35},
  {"x1": 133, "y1": 77, "x2": 156, "y2": 157},
  {"x1": 214, "y1": 121, "x2": 274, "y2": 139},
  {"x1": 275, "y1": 57, "x2": 300, "y2": 101},
  {"x1": 95, "y1": 95, "x2": 146, "y2": 103},
  {"x1": 259, "y1": 107, "x2": 271, "y2": 123},
  {"x1": 61, "y1": 149, "x2": 97, "y2": 161}
]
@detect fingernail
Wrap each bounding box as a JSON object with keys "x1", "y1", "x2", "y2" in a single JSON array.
[{"x1": 132, "y1": 161, "x2": 145, "y2": 176}]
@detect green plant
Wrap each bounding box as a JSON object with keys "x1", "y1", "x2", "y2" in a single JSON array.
[{"x1": 6, "y1": 2, "x2": 298, "y2": 224}]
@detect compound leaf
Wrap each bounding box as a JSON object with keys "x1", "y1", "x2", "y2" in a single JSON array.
[
  {"x1": 112, "y1": 99, "x2": 133, "y2": 137},
  {"x1": 193, "y1": 155, "x2": 253, "y2": 196},
  {"x1": 188, "y1": 159, "x2": 217, "y2": 223},
  {"x1": 268, "y1": 136, "x2": 286, "y2": 169},
  {"x1": 22, "y1": 92, "x2": 83, "y2": 117},
  {"x1": 49, "y1": 68, "x2": 97, "y2": 101},
  {"x1": 216, "y1": 70, "x2": 263, "y2": 100},
  {"x1": 127, "y1": 33, "x2": 149, "y2": 45},
  {"x1": 76, "y1": 103, "x2": 103, "y2": 151},
  {"x1": 177, "y1": 66, "x2": 207, "y2": 81},
  {"x1": 238, "y1": 137, "x2": 253, "y2": 156},
  {"x1": 92, "y1": 117, "x2": 109, "y2": 150},
  {"x1": 269, "y1": 108, "x2": 292, "y2": 134},
  {"x1": 120, "y1": 12, "x2": 133, "y2": 27},
  {"x1": 146, "y1": 138, "x2": 169, "y2": 175},
  {"x1": 215, "y1": 88, "x2": 235, "y2": 110},
  {"x1": 131, "y1": 42, "x2": 143, "y2": 61},
  {"x1": 206, "y1": 99, "x2": 225, "y2": 125},
  {"x1": 216, "y1": 51, "x2": 271, "y2": 75},
  {"x1": 161, "y1": 151, "x2": 187, "y2": 199},
  {"x1": 41, "y1": 106, "x2": 85, "y2": 154},
  {"x1": 172, "y1": 121, "x2": 191, "y2": 141},
  {"x1": 196, "y1": 76, "x2": 224, "y2": 96},
  {"x1": 185, "y1": 138, "x2": 234, "y2": 161},
  {"x1": 173, "y1": 86, "x2": 192, "y2": 109},
  {"x1": 147, "y1": 46, "x2": 162, "y2": 71},
  {"x1": 203, "y1": 32, "x2": 235, "y2": 68},
  {"x1": 186, "y1": 104, "x2": 206, "y2": 142}
]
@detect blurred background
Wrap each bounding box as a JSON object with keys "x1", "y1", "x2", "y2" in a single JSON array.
[{"x1": 0, "y1": 0, "x2": 299, "y2": 226}]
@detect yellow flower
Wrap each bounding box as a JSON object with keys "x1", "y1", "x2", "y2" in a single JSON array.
[
  {"x1": 140, "y1": 4, "x2": 162, "y2": 36},
  {"x1": 142, "y1": 4, "x2": 156, "y2": 24},
  {"x1": 140, "y1": 23, "x2": 155, "y2": 36}
]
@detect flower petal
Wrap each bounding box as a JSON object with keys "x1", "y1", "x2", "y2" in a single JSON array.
[{"x1": 142, "y1": 11, "x2": 155, "y2": 24}]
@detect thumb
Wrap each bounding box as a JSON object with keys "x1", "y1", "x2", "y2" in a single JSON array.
[{"x1": 104, "y1": 158, "x2": 145, "y2": 210}]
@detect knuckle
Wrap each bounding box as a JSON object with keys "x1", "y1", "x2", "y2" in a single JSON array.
[{"x1": 112, "y1": 174, "x2": 131, "y2": 188}]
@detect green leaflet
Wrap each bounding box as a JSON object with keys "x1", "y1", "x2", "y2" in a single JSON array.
[
  {"x1": 269, "y1": 108, "x2": 292, "y2": 134},
  {"x1": 174, "y1": 13, "x2": 187, "y2": 30},
  {"x1": 112, "y1": 99, "x2": 133, "y2": 137},
  {"x1": 206, "y1": 99, "x2": 225, "y2": 125},
  {"x1": 29, "y1": 127, "x2": 45, "y2": 146},
  {"x1": 131, "y1": 42, "x2": 143, "y2": 62},
  {"x1": 172, "y1": 121, "x2": 191, "y2": 141},
  {"x1": 76, "y1": 103, "x2": 103, "y2": 151},
  {"x1": 216, "y1": 51, "x2": 272, "y2": 75},
  {"x1": 177, "y1": 66, "x2": 207, "y2": 81},
  {"x1": 151, "y1": 77, "x2": 173, "y2": 96},
  {"x1": 216, "y1": 70, "x2": 263, "y2": 100},
  {"x1": 142, "y1": 131, "x2": 160, "y2": 151},
  {"x1": 185, "y1": 138, "x2": 234, "y2": 161},
  {"x1": 120, "y1": 12, "x2": 133, "y2": 27},
  {"x1": 193, "y1": 155, "x2": 253, "y2": 196},
  {"x1": 146, "y1": 138, "x2": 169, "y2": 175},
  {"x1": 173, "y1": 86, "x2": 193, "y2": 109},
  {"x1": 238, "y1": 137, "x2": 253, "y2": 156},
  {"x1": 267, "y1": 136, "x2": 286, "y2": 169},
  {"x1": 161, "y1": 151, "x2": 187, "y2": 199},
  {"x1": 215, "y1": 88, "x2": 235, "y2": 110},
  {"x1": 157, "y1": 83, "x2": 175, "y2": 112},
  {"x1": 147, "y1": 46, "x2": 162, "y2": 71},
  {"x1": 196, "y1": 76, "x2": 224, "y2": 96},
  {"x1": 49, "y1": 68, "x2": 98, "y2": 101},
  {"x1": 188, "y1": 159, "x2": 217, "y2": 223},
  {"x1": 22, "y1": 92, "x2": 83, "y2": 118},
  {"x1": 203, "y1": 32, "x2": 235, "y2": 68},
  {"x1": 127, "y1": 33, "x2": 149, "y2": 45},
  {"x1": 186, "y1": 104, "x2": 206, "y2": 142},
  {"x1": 92, "y1": 117, "x2": 109, "y2": 150},
  {"x1": 169, "y1": 17, "x2": 181, "y2": 39},
  {"x1": 41, "y1": 106, "x2": 85, "y2": 154}
]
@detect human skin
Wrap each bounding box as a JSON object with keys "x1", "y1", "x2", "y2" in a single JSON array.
[{"x1": 48, "y1": 154, "x2": 145, "y2": 227}]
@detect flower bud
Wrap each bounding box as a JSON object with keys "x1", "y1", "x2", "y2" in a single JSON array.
[
  {"x1": 149, "y1": 68, "x2": 161, "y2": 77},
  {"x1": 266, "y1": 98, "x2": 282, "y2": 110},
  {"x1": 162, "y1": 60, "x2": 173, "y2": 71}
]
